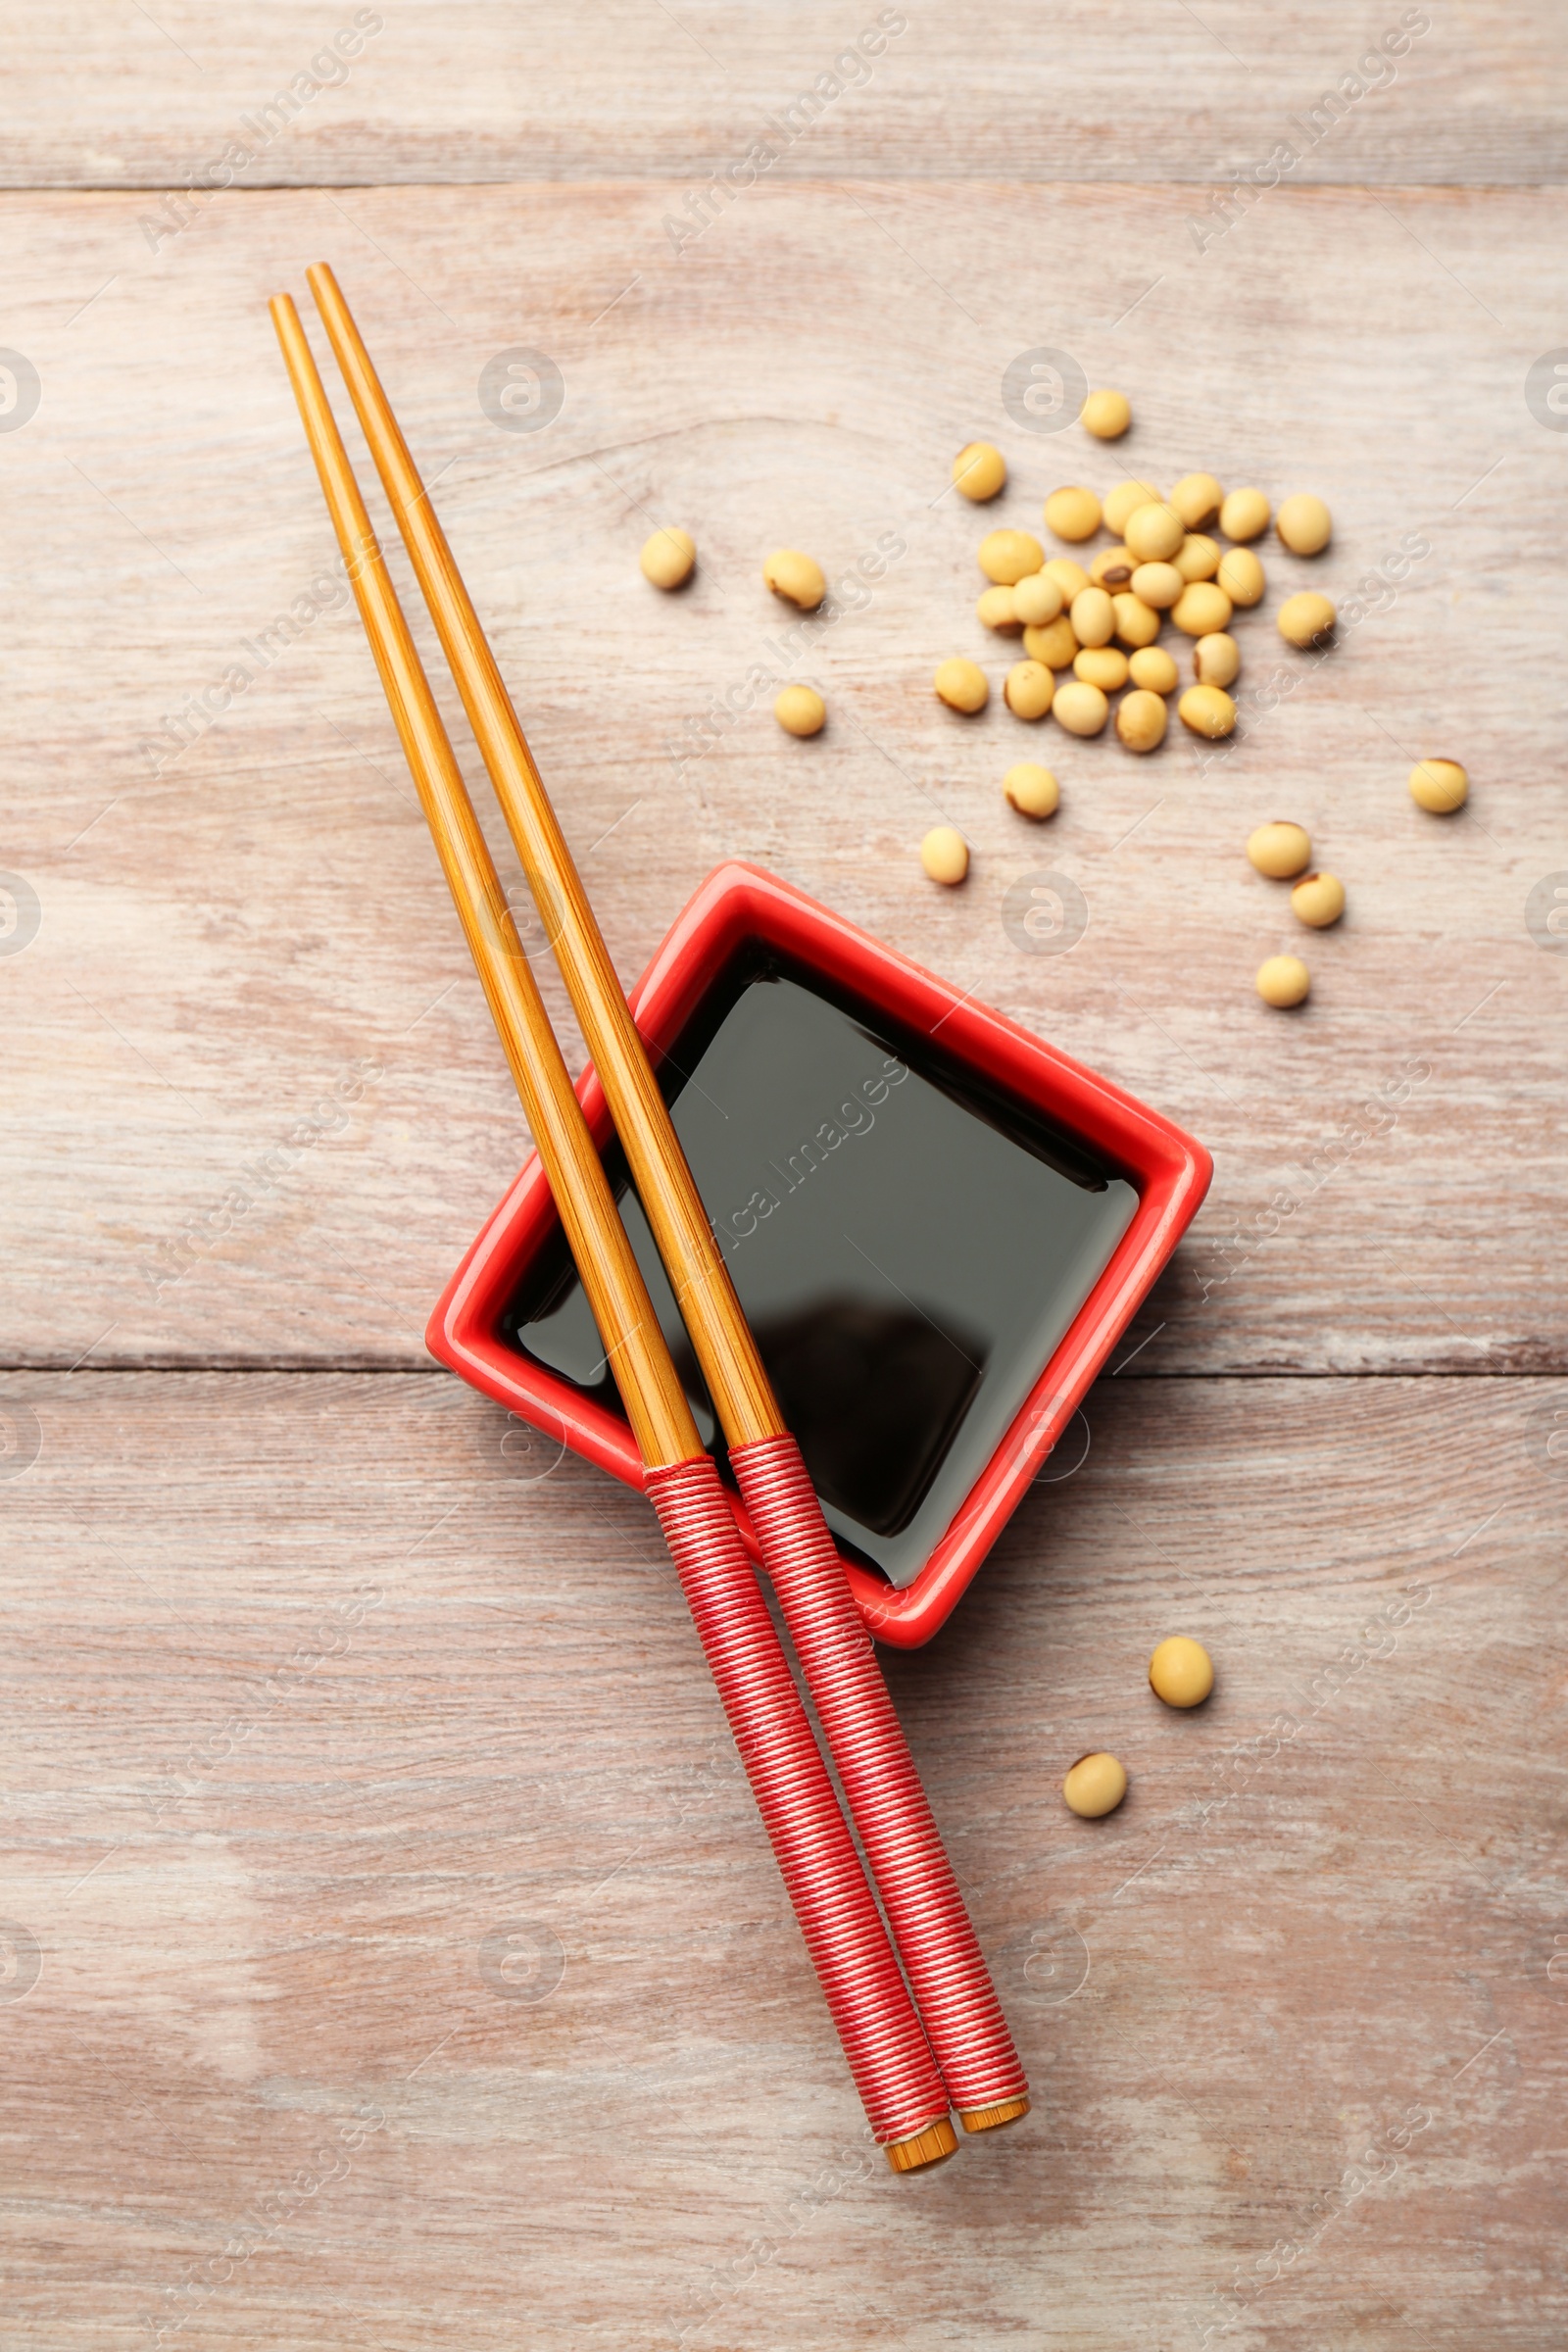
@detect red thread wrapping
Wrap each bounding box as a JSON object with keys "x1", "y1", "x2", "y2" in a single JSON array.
[
  {"x1": 644, "y1": 1454, "x2": 950, "y2": 2145},
  {"x1": 731, "y1": 1434, "x2": 1028, "y2": 2115}
]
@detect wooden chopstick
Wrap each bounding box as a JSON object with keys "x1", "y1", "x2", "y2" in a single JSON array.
[
  {"x1": 269, "y1": 289, "x2": 957, "y2": 2174},
  {"x1": 303, "y1": 264, "x2": 1029, "y2": 2133}
]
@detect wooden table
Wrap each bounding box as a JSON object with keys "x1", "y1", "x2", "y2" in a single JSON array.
[{"x1": 3, "y1": 8, "x2": 1565, "y2": 2345}]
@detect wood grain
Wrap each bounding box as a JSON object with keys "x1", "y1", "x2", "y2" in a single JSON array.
[
  {"x1": 2, "y1": 181, "x2": 1564, "y2": 1375},
  {"x1": 3, "y1": 14, "x2": 1564, "y2": 2338},
  {"x1": 1, "y1": 1369, "x2": 1561, "y2": 2348},
  {"x1": 3, "y1": 3, "x2": 1565, "y2": 189}
]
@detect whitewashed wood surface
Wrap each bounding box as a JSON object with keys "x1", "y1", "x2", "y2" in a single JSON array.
[
  {"x1": 1, "y1": 4, "x2": 1565, "y2": 2345},
  {"x1": 2, "y1": 1371, "x2": 1564, "y2": 2350},
  {"x1": 3, "y1": 2, "x2": 1564, "y2": 187},
  {"x1": 3, "y1": 181, "x2": 1566, "y2": 1375}
]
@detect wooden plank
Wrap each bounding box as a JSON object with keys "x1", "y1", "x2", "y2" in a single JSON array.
[
  {"x1": 2, "y1": 181, "x2": 1564, "y2": 1376},
  {"x1": 3, "y1": 3, "x2": 1565, "y2": 189},
  {"x1": 1, "y1": 1368, "x2": 1561, "y2": 2346}
]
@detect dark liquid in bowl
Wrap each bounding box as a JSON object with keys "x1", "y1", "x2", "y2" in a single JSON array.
[{"x1": 502, "y1": 953, "x2": 1137, "y2": 1587}]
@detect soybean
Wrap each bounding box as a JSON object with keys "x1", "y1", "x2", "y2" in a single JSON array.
[
  {"x1": 1063, "y1": 1752, "x2": 1128, "y2": 1819},
  {"x1": 1248, "y1": 820, "x2": 1311, "y2": 878},
  {"x1": 921, "y1": 826, "x2": 970, "y2": 885},
  {"x1": 1053, "y1": 679, "x2": 1109, "y2": 737},
  {"x1": 1074, "y1": 645, "x2": 1129, "y2": 691},
  {"x1": 1278, "y1": 590, "x2": 1336, "y2": 648},
  {"x1": 1149, "y1": 1637, "x2": 1214, "y2": 1708},
  {"x1": 764, "y1": 548, "x2": 827, "y2": 610},
  {"x1": 1069, "y1": 585, "x2": 1115, "y2": 648},
  {"x1": 1111, "y1": 592, "x2": 1163, "y2": 649},
  {"x1": 1004, "y1": 660, "x2": 1055, "y2": 719},
  {"x1": 1045, "y1": 486, "x2": 1102, "y2": 542},
  {"x1": 1219, "y1": 486, "x2": 1270, "y2": 542},
  {"x1": 1103, "y1": 477, "x2": 1163, "y2": 535},
  {"x1": 1256, "y1": 954, "x2": 1310, "y2": 1008},
  {"x1": 1174, "y1": 532, "x2": 1222, "y2": 583},
  {"x1": 976, "y1": 585, "x2": 1022, "y2": 633},
  {"x1": 1116, "y1": 688, "x2": 1168, "y2": 752},
  {"x1": 1409, "y1": 758, "x2": 1468, "y2": 813},
  {"x1": 1178, "y1": 683, "x2": 1237, "y2": 738},
  {"x1": 1012, "y1": 571, "x2": 1065, "y2": 625},
  {"x1": 1081, "y1": 387, "x2": 1132, "y2": 439},
  {"x1": 1292, "y1": 871, "x2": 1346, "y2": 926},
  {"x1": 1124, "y1": 502, "x2": 1186, "y2": 563},
  {"x1": 1130, "y1": 561, "x2": 1184, "y2": 611},
  {"x1": 1044, "y1": 557, "x2": 1091, "y2": 600},
  {"x1": 1193, "y1": 631, "x2": 1240, "y2": 687},
  {"x1": 934, "y1": 658, "x2": 990, "y2": 713},
  {"x1": 1277, "y1": 493, "x2": 1333, "y2": 555},
  {"x1": 1128, "y1": 644, "x2": 1179, "y2": 694},
  {"x1": 774, "y1": 684, "x2": 825, "y2": 737},
  {"x1": 1171, "y1": 471, "x2": 1224, "y2": 529},
  {"x1": 640, "y1": 527, "x2": 696, "y2": 589},
  {"x1": 954, "y1": 441, "x2": 1006, "y2": 502},
  {"x1": 1004, "y1": 761, "x2": 1059, "y2": 817},
  {"x1": 1023, "y1": 615, "x2": 1079, "y2": 668},
  {"x1": 1090, "y1": 545, "x2": 1137, "y2": 591},
  {"x1": 979, "y1": 529, "x2": 1046, "y2": 585},
  {"x1": 1217, "y1": 546, "x2": 1265, "y2": 608},
  {"x1": 1171, "y1": 581, "x2": 1233, "y2": 638}
]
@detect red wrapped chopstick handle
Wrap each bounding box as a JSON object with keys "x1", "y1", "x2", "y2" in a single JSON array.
[
  {"x1": 730, "y1": 1435, "x2": 1029, "y2": 2128},
  {"x1": 645, "y1": 1453, "x2": 956, "y2": 2162}
]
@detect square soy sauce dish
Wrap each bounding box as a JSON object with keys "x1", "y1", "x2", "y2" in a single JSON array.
[{"x1": 428, "y1": 863, "x2": 1211, "y2": 1646}]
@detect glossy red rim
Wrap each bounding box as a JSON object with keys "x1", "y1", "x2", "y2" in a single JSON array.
[{"x1": 427, "y1": 862, "x2": 1211, "y2": 1646}]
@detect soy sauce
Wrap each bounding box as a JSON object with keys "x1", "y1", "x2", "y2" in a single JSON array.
[{"x1": 502, "y1": 952, "x2": 1137, "y2": 1588}]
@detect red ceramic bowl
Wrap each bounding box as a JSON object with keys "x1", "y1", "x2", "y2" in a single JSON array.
[{"x1": 427, "y1": 862, "x2": 1210, "y2": 1646}]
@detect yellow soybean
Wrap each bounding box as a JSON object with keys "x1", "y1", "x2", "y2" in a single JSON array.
[
  {"x1": 1045, "y1": 486, "x2": 1103, "y2": 542},
  {"x1": 1023, "y1": 615, "x2": 1079, "y2": 668},
  {"x1": 1193, "y1": 632, "x2": 1240, "y2": 687},
  {"x1": 1291, "y1": 871, "x2": 1347, "y2": 926},
  {"x1": 1178, "y1": 684, "x2": 1237, "y2": 738},
  {"x1": 1063, "y1": 1752, "x2": 1128, "y2": 1818},
  {"x1": 979, "y1": 529, "x2": 1046, "y2": 585},
  {"x1": 1103, "y1": 478, "x2": 1164, "y2": 535},
  {"x1": 954, "y1": 441, "x2": 1006, "y2": 501},
  {"x1": 1256, "y1": 954, "x2": 1310, "y2": 1007},
  {"x1": 1124, "y1": 502, "x2": 1187, "y2": 563},
  {"x1": 1004, "y1": 761, "x2": 1059, "y2": 816},
  {"x1": 921, "y1": 826, "x2": 969, "y2": 884},
  {"x1": 763, "y1": 548, "x2": 827, "y2": 610},
  {"x1": 1219, "y1": 486, "x2": 1270, "y2": 542},
  {"x1": 1149, "y1": 1637, "x2": 1214, "y2": 1707},
  {"x1": 1004, "y1": 660, "x2": 1055, "y2": 718},
  {"x1": 1128, "y1": 644, "x2": 1179, "y2": 694},
  {"x1": 640, "y1": 527, "x2": 696, "y2": 589},
  {"x1": 1174, "y1": 532, "x2": 1222, "y2": 583},
  {"x1": 1081, "y1": 388, "x2": 1132, "y2": 439},
  {"x1": 1248, "y1": 821, "x2": 1311, "y2": 878},
  {"x1": 1278, "y1": 591, "x2": 1336, "y2": 647},
  {"x1": 1069, "y1": 586, "x2": 1115, "y2": 648},
  {"x1": 934, "y1": 658, "x2": 990, "y2": 712},
  {"x1": 1171, "y1": 581, "x2": 1232, "y2": 637},
  {"x1": 976, "y1": 585, "x2": 1022, "y2": 632},
  {"x1": 1074, "y1": 645, "x2": 1129, "y2": 691},
  {"x1": 1053, "y1": 680, "x2": 1109, "y2": 736},
  {"x1": 1012, "y1": 571, "x2": 1065, "y2": 625},
  {"x1": 1116, "y1": 688, "x2": 1168, "y2": 752},
  {"x1": 1216, "y1": 546, "x2": 1265, "y2": 608},
  {"x1": 774, "y1": 685, "x2": 825, "y2": 736},
  {"x1": 1111, "y1": 593, "x2": 1163, "y2": 649},
  {"x1": 1171, "y1": 472, "x2": 1224, "y2": 529},
  {"x1": 1277, "y1": 493, "x2": 1333, "y2": 555},
  {"x1": 1408, "y1": 758, "x2": 1468, "y2": 812}
]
